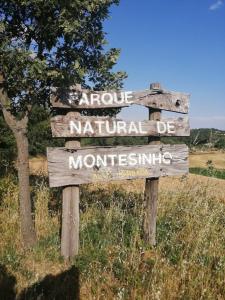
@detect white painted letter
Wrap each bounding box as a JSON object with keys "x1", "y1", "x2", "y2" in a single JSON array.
[
  {"x1": 128, "y1": 153, "x2": 138, "y2": 166},
  {"x1": 69, "y1": 92, "x2": 79, "y2": 104},
  {"x1": 69, "y1": 155, "x2": 83, "y2": 169},
  {"x1": 129, "y1": 122, "x2": 139, "y2": 134},
  {"x1": 70, "y1": 121, "x2": 81, "y2": 134},
  {"x1": 83, "y1": 121, "x2": 94, "y2": 135},
  {"x1": 152, "y1": 153, "x2": 162, "y2": 165},
  {"x1": 96, "y1": 155, "x2": 107, "y2": 167},
  {"x1": 101, "y1": 93, "x2": 113, "y2": 105},
  {"x1": 124, "y1": 91, "x2": 133, "y2": 104},
  {"x1": 167, "y1": 122, "x2": 175, "y2": 134},
  {"x1": 106, "y1": 120, "x2": 116, "y2": 134},
  {"x1": 90, "y1": 94, "x2": 101, "y2": 106},
  {"x1": 79, "y1": 93, "x2": 89, "y2": 106},
  {"x1": 83, "y1": 154, "x2": 95, "y2": 168},
  {"x1": 117, "y1": 121, "x2": 127, "y2": 134},
  {"x1": 95, "y1": 120, "x2": 105, "y2": 135},
  {"x1": 142, "y1": 154, "x2": 152, "y2": 165},
  {"x1": 118, "y1": 154, "x2": 127, "y2": 166},
  {"x1": 108, "y1": 154, "x2": 117, "y2": 166},
  {"x1": 163, "y1": 152, "x2": 172, "y2": 164},
  {"x1": 157, "y1": 122, "x2": 167, "y2": 134}
]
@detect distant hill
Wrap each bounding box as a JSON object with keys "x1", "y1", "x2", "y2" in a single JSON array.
[
  {"x1": 188, "y1": 128, "x2": 225, "y2": 148},
  {"x1": 83, "y1": 128, "x2": 225, "y2": 149},
  {"x1": 162, "y1": 128, "x2": 225, "y2": 149}
]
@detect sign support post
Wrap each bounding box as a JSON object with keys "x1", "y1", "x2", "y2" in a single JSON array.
[
  {"x1": 61, "y1": 86, "x2": 81, "y2": 260},
  {"x1": 61, "y1": 139, "x2": 80, "y2": 259},
  {"x1": 144, "y1": 82, "x2": 162, "y2": 246}
]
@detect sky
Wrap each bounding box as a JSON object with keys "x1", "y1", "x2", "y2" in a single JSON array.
[{"x1": 103, "y1": 0, "x2": 225, "y2": 129}]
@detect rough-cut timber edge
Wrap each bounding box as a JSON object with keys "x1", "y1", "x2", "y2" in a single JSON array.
[
  {"x1": 50, "y1": 87, "x2": 190, "y2": 113},
  {"x1": 50, "y1": 113, "x2": 190, "y2": 138},
  {"x1": 47, "y1": 144, "x2": 189, "y2": 187}
]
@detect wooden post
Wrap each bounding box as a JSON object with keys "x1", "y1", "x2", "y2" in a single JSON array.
[
  {"x1": 61, "y1": 140, "x2": 80, "y2": 260},
  {"x1": 61, "y1": 86, "x2": 81, "y2": 260},
  {"x1": 144, "y1": 82, "x2": 162, "y2": 246}
]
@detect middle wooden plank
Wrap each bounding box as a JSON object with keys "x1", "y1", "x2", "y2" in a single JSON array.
[
  {"x1": 51, "y1": 113, "x2": 190, "y2": 138},
  {"x1": 47, "y1": 144, "x2": 189, "y2": 187}
]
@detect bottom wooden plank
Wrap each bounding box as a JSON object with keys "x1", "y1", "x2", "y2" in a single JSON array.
[{"x1": 47, "y1": 144, "x2": 189, "y2": 187}]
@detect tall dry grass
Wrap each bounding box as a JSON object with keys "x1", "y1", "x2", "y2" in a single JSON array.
[{"x1": 0, "y1": 174, "x2": 224, "y2": 299}]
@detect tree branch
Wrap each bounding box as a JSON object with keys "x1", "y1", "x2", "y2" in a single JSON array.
[{"x1": 0, "y1": 73, "x2": 28, "y2": 132}]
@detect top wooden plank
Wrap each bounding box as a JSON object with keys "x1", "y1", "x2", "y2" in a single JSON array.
[{"x1": 50, "y1": 87, "x2": 190, "y2": 113}]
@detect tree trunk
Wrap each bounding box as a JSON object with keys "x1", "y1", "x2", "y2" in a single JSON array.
[
  {"x1": 2, "y1": 110, "x2": 36, "y2": 247},
  {"x1": 14, "y1": 126, "x2": 37, "y2": 247},
  {"x1": 0, "y1": 74, "x2": 36, "y2": 247}
]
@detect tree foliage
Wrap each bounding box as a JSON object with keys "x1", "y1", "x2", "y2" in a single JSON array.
[
  {"x1": 28, "y1": 105, "x2": 63, "y2": 156},
  {"x1": 0, "y1": 0, "x2": 126, "y2": 115},
  {"x1": 0, "y1": 112, "x2": 16, "y2": 173},
  {"x1": 0, "y1": 0, "x2": 127, "y2": 246}
]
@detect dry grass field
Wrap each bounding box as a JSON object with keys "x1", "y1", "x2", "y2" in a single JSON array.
[
  {"x1": 29, "y1": 156, "x2": 48, "y2": 175},
  {"x1": 0, "y1": 172, "x2": 224, "y2": 299},
  {"x1": 1, "y1": 150, "x2": 224, "y2": 299},
  {"x1": 89, "y1": 174, "x2": 225, "y2": 202},
  {"x1": 189, "y1": 150, "x2": 225, "y2": 169}
]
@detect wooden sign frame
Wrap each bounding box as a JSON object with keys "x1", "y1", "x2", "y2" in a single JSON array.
[{"x1": 47, "y1": 82, "x2": 190, "y2": 259}]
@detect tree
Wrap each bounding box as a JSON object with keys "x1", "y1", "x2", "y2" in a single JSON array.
[
  {"x1": 215, "y1": 138, "x2": 225, "y2": 149},
  {"x1": 0, "y1": 0, "x2": 126, "y2": 247}
]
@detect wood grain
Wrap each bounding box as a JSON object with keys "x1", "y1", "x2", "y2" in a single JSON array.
[
  {"x1": 144, "y1": 83, "x2": 161, "y2": 246},
  {"x1": 133, "y1": 90, "x2": 189, "y2": 113},
  {"x1": 47, "y1": 144, "x2": 189, "y2": 187},
  {"x1": 50, "y1": 87, "x2": 190, "y2": 113},
  {"x1": 50, "y1": 113, "x2": 190, "y2": 138},
  {"x1": 61, "y1": 134, "x2": 80, "y2": 259}
]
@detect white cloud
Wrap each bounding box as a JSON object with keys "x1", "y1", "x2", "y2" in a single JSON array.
[{"x1": 209, "y1": 0, "x2": 224, "y2": 10}]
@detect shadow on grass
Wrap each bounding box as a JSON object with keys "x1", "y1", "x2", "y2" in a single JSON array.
[
  {"x1": 0, "y1": 264, "x2": 80, "y2": 300},
  {"x1": 0, "y1": 265, "x2": 16, "y2": 300}
]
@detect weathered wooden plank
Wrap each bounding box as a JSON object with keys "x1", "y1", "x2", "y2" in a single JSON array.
[
  {"x1": 47, "y1": 144, "x2": 189, "y2": 187},
  {"x1": 50, "y1": 113, "x2": 190, "y2": 138},
  {"x1": 50, "y1": 87, "x2": 131, "y2": 109},
  {"x1": 133, "y1": 90, "x2": 189, "y2": 113},
  {"x1": 50, "y1": 87, "x2": 190, "y2": 113},
  {"x1": 144, "y1": 82, "x2": 161, "y2": 246},
  {"x1": 61, "y1": 135, "x2": 80, "y2": 259}
]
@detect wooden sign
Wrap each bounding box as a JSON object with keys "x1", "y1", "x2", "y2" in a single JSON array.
[
  {"x1": 48, "y1": 82, "x2": 191, "y2": 258},
  {"x1": 51, "y1": 113, "x2": 190, "y2": 138},
  {"x1": 47, "y1": 144, "x2": 188, "y2": 187},
  {"x1": 51, "y1": 88, "x2": 189, "y2": 113}
]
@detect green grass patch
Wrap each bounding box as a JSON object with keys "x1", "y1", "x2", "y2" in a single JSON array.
[{"x1": 190, "y1": 167, "x2": 225, "y2": 179}]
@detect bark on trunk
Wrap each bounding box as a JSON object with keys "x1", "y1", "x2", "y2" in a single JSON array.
[
  {"x1": 1, "y1": 110, "x2": 36, "y2": 246},
  {"x1": 0, "y1": 74, "x2": 36, "y2": 246},
  {"x1": 14, "y1": 126, "x2": 37, "y2": 247}
]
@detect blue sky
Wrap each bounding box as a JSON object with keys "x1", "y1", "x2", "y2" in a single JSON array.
[{"x1": 104, "y1": 0, "x2": 225, "y2": 129}]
